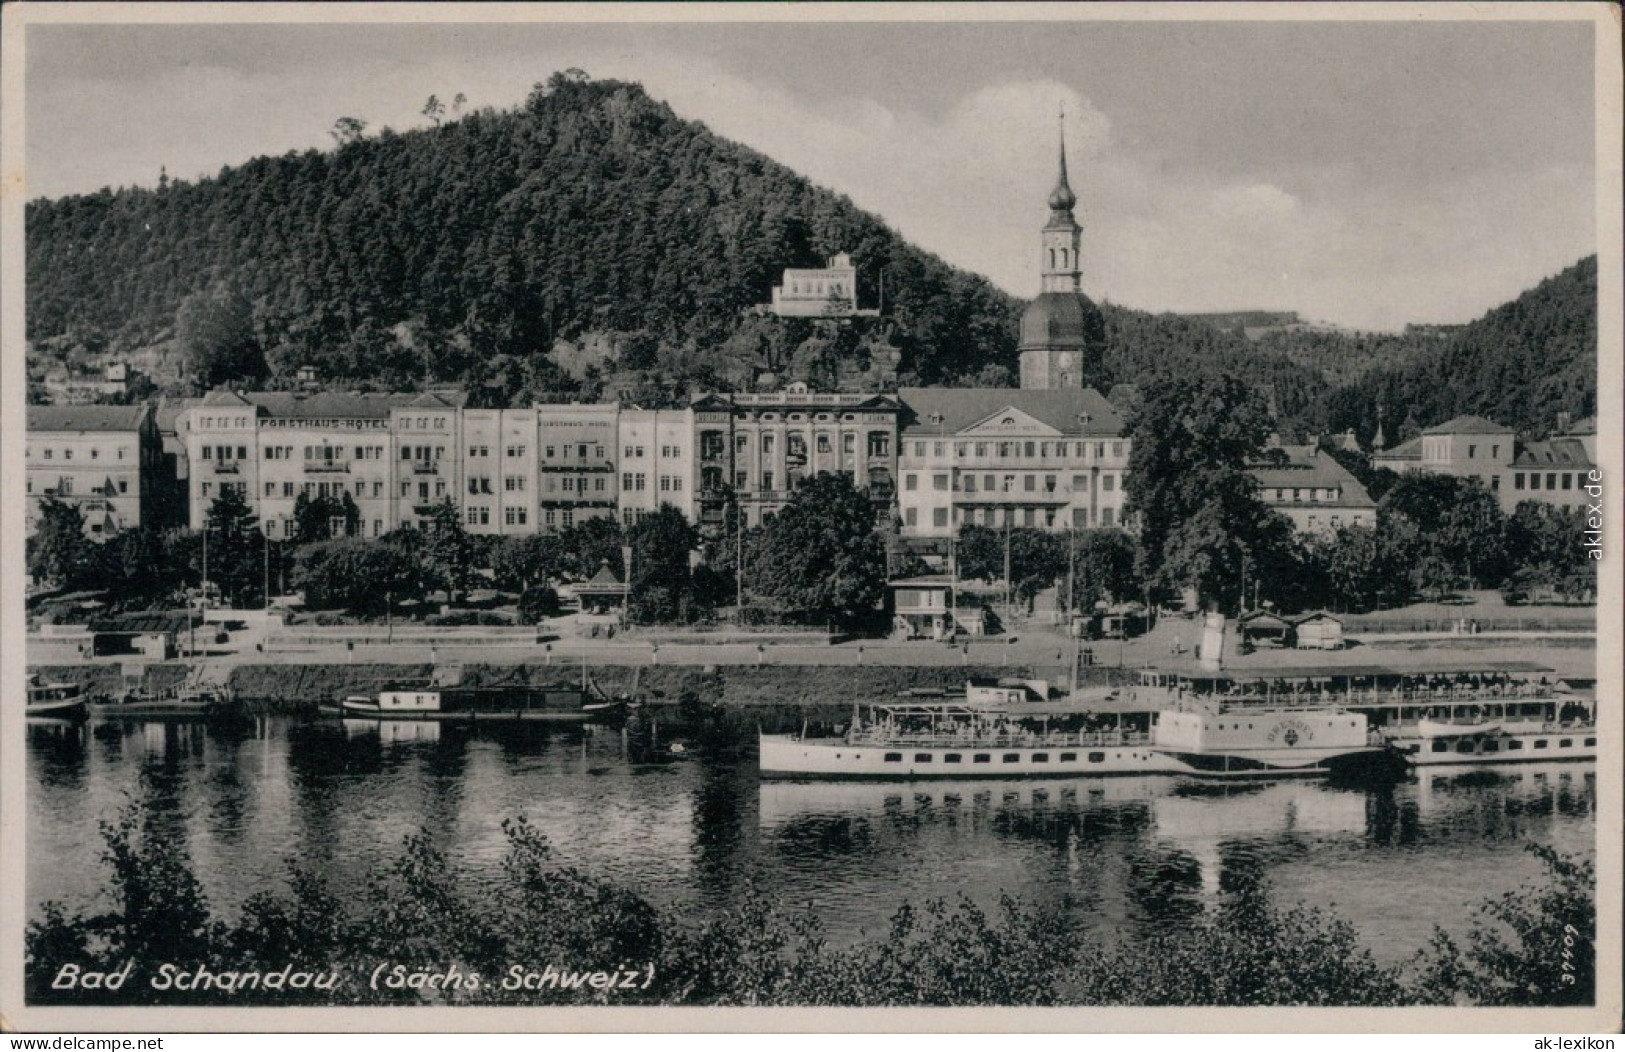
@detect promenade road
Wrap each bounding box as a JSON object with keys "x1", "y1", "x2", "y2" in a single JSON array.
[{"x1": 25, "y1": 623, "x2": 1598, "y2": 682}]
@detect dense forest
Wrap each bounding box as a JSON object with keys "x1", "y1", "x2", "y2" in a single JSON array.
[{"x1": 26, "y1": 72, "x2": 1596, "y2": 436}]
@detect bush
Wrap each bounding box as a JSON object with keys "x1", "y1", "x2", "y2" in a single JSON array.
[
  {"x1": 517, "y1": 586, "x2": 562, "y2": 624},
  {"x1": 26, "y1": 797, "x2": 1593, "y2": 1008},
  {"x1": 425, "y1": 610, "x2": 515, "y2": 627}
]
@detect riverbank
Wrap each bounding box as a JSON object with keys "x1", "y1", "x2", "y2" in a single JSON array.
[{"x1": 26, "y1": 661, "x2": 1129, "y2": 714}]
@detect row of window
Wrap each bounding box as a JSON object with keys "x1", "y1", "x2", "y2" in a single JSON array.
[
  {"x1": 878, "y1": 750, "x2": 1109, "y2": 764},
  {"x1": 1514, "y1": 472, "x2": 1581, "y2": 492},
  {"x1": 1428, "y1": 736, "x2": 1594, "y2": 754},
  {"x1": 25, "y1": 478, "x2": 130, "y2": 495},
  {"x1": 464, "y1": 506, "x2": 530, "y2": 526},
  {"x1": 622, "y1": 445, "x2": 684, "y2": 459},
  {"x1": 1267, "y1": 486, "x2": 1342, "y2": 503},
  {"x1": 257, "y1": 504, "x2": 602, "y2": 537},
  {"x1": 31, "y1": 446, "x2": 130, "y2": 461},
  {"x1": 700, "y1": 432, "x2": 892, "y2": 459},
  {"x1": 904, "y1": 472, "x2": 1117, "y2": 494},
  {"x1": 903, "y1": 505, "x2": 1117, "y2": 529},
  {"x1": 906, "y1": 440, "x2": 1124, "y2": 460},
  {"x1": 619, "y1": 473, "x2": 685, "y2": 494}
]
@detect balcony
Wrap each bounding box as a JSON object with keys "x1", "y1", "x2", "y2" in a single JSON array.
[
  {"x1": 304, "y1": 460, "x2": 351, "y2": 474},
  {"x1": 411, "y1": 461, "x2": 439, "y2": 475},
  {"x1": 214, "y1": 461, "x2": 240, "y2": 475},
  {"x1": 540, "y1": 460, "x2": 615, "y2": 473},
  {"x1": 952, "y1": 489, "x2": 1071, "y2": 505}
]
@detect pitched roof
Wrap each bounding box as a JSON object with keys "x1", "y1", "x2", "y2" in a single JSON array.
[
  {"x1": 1513, "y1": 438, "x2": 1594, "y2": 469},
  {"x1": 193, "y1": 388, "x2": 471, "y2": 420},
  {"x1": 1422, "y1": 414, "x2": 1513, "y2": 436},
  {"x1": 153, "y1": 396, "x2": 201, "y2": 435},
  {"x1": 1372, "y1": 435, "x2": 1423, "y2": 461},
  {"x1": 896, "y1": 387, "x2": 1122, "y2": 436},
  {"x1": 1250, "y1": 445, "x2": 1374, "y2": 507},
  {"x1": 1559, "y1": 416, "x2": 1596, "y2": 436},
  {"x1": 27, "y1": 404, "x2": 149, "y2": 433}
]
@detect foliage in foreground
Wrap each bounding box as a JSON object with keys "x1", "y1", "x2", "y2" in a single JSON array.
[{"x1": 26, "y1": 799, "x2": 1594, "y2": 1008}]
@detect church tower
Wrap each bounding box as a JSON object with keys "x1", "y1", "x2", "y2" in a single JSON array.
[{"x1": 1019, "y1": 121, "x2": 1107, "y2": 390}]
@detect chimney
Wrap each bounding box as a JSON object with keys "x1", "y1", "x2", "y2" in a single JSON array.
[{"x1": 1557, "y1": 411, "x2": 1572, "y2": 434}]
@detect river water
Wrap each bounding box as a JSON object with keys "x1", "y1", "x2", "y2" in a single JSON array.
[{"x1": 26, "y1": 714, "x2": 1596, "y2": 966}]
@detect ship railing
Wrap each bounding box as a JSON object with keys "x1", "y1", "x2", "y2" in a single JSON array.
[
  {"x1": 1205, "y1": 685, "x2": 1557, "y2": 709},
  {"x1": 847, "y1": 729, "x2": 1151, "y2": 749}
]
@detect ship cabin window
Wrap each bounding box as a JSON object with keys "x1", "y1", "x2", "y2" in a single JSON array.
[
  {"x1": 1002, "y1": 753, "x2": 1020, "y2": 763},
  {"x1": 1431, "y1": 741, "x2": 1450, "y2": 753},
  {"x1": 973, "y1": 754, "x2": 991, "y2": 764},
  {"x1": 1507, "y1": 740, "x2": 1524, "y2": 751},
  {"x1": 1585, "y1": 737, "x2": 1596, "y2": 747},
  {"x1": 1481, "y1": 740, "x2": 1500, "y2": 753},
  {"x1": 884, "y1": 752, "x2": 903, "y2": 763},
  {"x1": 944, "y1": 753, "x2": 962, "y2": 763},
  {"x1": 1088, "y1": 752, "x2": 1106, "y2": 763},
  {"x1": 1031, "y1": 753, "x2": 1049, "y2": 763},
  {"x1": 1455, "y1": 741, "x2": 1475, "y2": 754},
  {"x1": 1533, "y1": 740, "x2": 1549, "y2": 750},
  {"x1": 914, "y1": 753, "x2": 933, "y2": 763},
  {"x1": 1559, "y1": 739, "x2": 1573, "y2": 748},
  {"x1": 1060, "y1": 752, "x2": 1077, "y2": 762}
]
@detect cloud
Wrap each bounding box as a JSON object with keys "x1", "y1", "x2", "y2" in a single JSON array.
[{"x1": 27, "y1": 37, "x2": 1595, "y2": 332}]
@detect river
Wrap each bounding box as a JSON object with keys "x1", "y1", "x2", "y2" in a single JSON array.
[{"x1": 26, "y1": 714, "x2": 1596, "y2": 966}]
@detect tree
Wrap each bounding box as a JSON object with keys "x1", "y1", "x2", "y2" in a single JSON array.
[
  {"x1": 491, "y1": 534, "x2": 565, "y2": 593},
  {"x1": 421, "y1": 95, "x2": 444, "y2": 126},
  {"x1": 556, "y1": 516, "x2": 625, "y2": 580},
  {"x1": 294, "y1": 538, "x2": 423, "y2": 613},
  {"x1": 1502, "y1": 502, "x2": 1596, "y2": 602},
  {"x1": 176, "y1": 284, "x2": 268, "y2": 392},
  {"x1": 1067, "y1": 530, "x2": 1140, "y2": 611},
  {"x1": 1380, "y1": 473, "x2": 1509, "y2": 588},
  {"x1": 329, "y1": 116, "x2": 368, "y2": 145},
  {"x1": 517, "y1": 586, "x2": 562, "y2": 624},
  {"x1": 419, "y1": 498, "x2": 476, "y2": 596},
  {"x1": 27, "y1": 498, "x2": 98, "y2": 588},
  {"x1": 628, "y1": 504, "x2": 698, "y2": 624},
  {"x1": 1124, "y1": 370, "x2": 1282, "y2": 609},
  {"x1": 201, "y1": 486, "x2": 265, "y2": 608},
  {"x1": 953, "y1": 525, "x2": 1003, "y2": 584},
  {"x1": 104, "y1": 526, "x2": 171, "y2": 598},
  {"x1": 748, "y1": 472, "x2": 886, "y2": 630},
  {"x1": 1307, "y1": 520, "x2": 1418, "y2": 612}
]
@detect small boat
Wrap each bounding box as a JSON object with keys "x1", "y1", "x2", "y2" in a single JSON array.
[
  {"x1": 27, "y1": 676, "x2": 89, "y2": 722},
  {"x1": 1417, "y1": 718, "x2": 1501, "y2": 738},
  {"x1": 326, "y1": 684, "x2": 591, "y2": 722}
]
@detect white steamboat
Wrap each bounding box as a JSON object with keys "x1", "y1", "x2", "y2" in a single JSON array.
[{"x1": 758, "y1": 679, "x2": 1387, "y2": 781}]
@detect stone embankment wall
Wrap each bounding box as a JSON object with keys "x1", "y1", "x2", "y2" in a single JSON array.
[{"x1": 213, "y1": 662, "x2": 1132, "y2": 712}]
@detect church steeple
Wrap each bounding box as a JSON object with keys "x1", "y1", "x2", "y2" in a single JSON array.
[
  {"x1": 1040, "y1": 111, "x2": 1083, "y2": 295},
  {"x1": 1019, "y1": 112, "x2": 1107, "y2": 391},
  {"x1": 1048, "y1": 114, "x2": 1077, "y2": 214}
]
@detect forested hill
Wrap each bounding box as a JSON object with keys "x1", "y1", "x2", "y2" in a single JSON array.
[
  {"x1": 1310, "y1": 256, "x2": 1597, "y2": 442},
  {"x1": 27, "y1": 73, "x2": 1025, "y2": 394},
  {"x1": 25, "y1": 72, "x2": 1594, "y2": 437}
]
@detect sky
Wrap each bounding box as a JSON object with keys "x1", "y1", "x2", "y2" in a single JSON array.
[{"x1": 23, "y1": 13, "x2": 1600, "y2": 332}]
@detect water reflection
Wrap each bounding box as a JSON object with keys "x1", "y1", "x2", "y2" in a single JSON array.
[{"x1": 26, "y1": 716, "x2": 1597, "y2": 963}]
